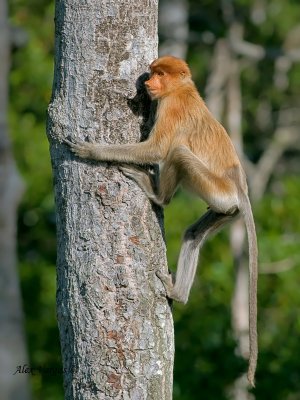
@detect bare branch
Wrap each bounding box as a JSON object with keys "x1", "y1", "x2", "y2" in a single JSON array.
[
  {"x1": 260, "y1": 258, "x2": 298, "y2": 274},
  {"x1": 229, "y1": 23, "x2": 300, "y2": 62},
  {"x1": 251, "y1": 126, "x2": 300, "y2": 201}
]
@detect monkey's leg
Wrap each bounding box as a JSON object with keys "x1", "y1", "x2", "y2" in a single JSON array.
[
  {"x1": 158, "y1": 210, "x2": 238, "y2": 303},
  {"x1": 156, "y1": 146, "x2": 241, "y2": 302},
  {"x1": 154, "y1": 156, "x2": 181, "y2": 205}
]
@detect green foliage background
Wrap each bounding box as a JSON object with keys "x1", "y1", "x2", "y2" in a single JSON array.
[{"x1": 8, "y1": 0, "x2": 300, "y2": 398}]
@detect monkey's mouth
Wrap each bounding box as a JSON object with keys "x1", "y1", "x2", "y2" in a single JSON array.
[{"x1": 146, "y1": 89, "x2": 159, "y2": 99}]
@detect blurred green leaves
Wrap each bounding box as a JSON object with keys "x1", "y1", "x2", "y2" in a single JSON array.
[{"x1": 9, "y1": 1, "x2": 61, "y2": 399}]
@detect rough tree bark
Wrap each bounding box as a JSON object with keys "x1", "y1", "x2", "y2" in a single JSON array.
[
  {"x1": 0, "y1": 0, "x2": 30, "y2": 399},
  {"x1": 47, "y1": 1, "x2": 174, "y2": 399}
]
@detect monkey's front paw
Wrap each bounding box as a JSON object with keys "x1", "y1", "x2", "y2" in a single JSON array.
[{"x1": 64, "y1": 139, "x2": 93, "y2": 159}]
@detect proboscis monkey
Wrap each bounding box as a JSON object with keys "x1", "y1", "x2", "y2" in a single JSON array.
[{"x1": 64, "y1": 55, "x2": 258, "y2": 387}]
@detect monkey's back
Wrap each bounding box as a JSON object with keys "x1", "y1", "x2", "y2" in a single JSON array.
[{"x1": 185, "y1": 97, "x2": 241, "y2": 176}]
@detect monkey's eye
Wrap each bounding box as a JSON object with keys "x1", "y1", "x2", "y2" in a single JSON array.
[{"x1": 157, "y1": 71, "x2": 164, "y2": 76}]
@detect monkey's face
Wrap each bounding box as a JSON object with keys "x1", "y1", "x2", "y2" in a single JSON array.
[
  {"x1": 144, "y1": 71, "x2": 167, "y2": 100},
  {"x1": 145, "y1": 56, "x2": 192, "y2": 100}
]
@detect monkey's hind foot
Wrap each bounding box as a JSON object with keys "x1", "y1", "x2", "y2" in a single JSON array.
[
  {"x1": 156, "y1": 270, "x2": 186, "y2": 303},
  {"x1": 156, "y1": 270, "x2": 174, "y2": 298}
]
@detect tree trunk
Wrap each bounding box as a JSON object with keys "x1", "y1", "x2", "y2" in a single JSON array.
[
  {"x1": 0, "y1": 0, "x2": 30, "y2": 399},
  {"x1": 47, "y1": 1, "x2": 174, "y2": 399}
]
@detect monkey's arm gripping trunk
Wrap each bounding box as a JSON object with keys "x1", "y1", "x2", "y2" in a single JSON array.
[{"x1": 64, "y1": 139, "x2": 165, "y2": 165}]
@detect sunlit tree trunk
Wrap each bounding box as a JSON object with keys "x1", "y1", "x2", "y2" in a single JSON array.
[
  {"x1": 47, "y1": 0, "x2": 174, "y2": 398},
  {"x1": 0, "y1": 0, "x2": 30, "y2": 399}
]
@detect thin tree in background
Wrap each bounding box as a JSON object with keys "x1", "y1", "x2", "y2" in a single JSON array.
[
  {"x1": 159, "y1": 0, "x2": 189, "y2": 58},
  {"x1": 0, "y1": 0, "x2": 30, "y2": 399},
  {"x1": 47, "y1": 0, "x2": 174, "y2": 398}
]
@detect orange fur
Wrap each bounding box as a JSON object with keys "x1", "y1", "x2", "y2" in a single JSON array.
[{"x1": 145, "y1": 56, "x2": 242, "y2": 205}]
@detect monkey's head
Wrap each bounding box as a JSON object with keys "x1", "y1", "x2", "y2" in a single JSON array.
[{"x1": 145, "y1": 56, "x2": 192, "y2": 100}]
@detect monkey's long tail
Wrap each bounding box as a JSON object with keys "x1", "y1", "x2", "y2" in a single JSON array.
[{"x1": 241, "y1": 193, "x2": 258, "y2": 388}]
